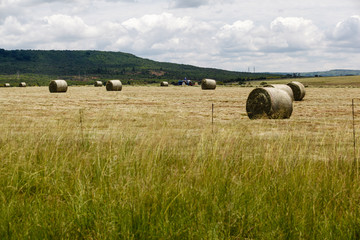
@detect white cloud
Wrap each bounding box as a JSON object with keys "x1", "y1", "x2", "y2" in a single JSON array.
[
  {"x1": 215, "y1": 20, "x2": 260, "y2": 53},
  {"x1": 43, "y1": 14, "x2": 98, "y2": 39},
  {"x1": 332, "y1": 15, "x2": 360, "y2": 48},
  {"x1": 0, "y1": 0, "x2": 20, "y2": 5},
  {"x1": 0, "y1": 0, "x2": 359, "y2": 72},
  {"x1": 0, "y1": 16, "x2": 29, "y2": 47},
  {"x1": 114, "y1": 12, "x2": 215, "y2": 56},
  {"x1": 0, "y1": 14, "x2": 101, "y2": 49},
  {"x1": 122, "y1": 13, "x2": 192, "y2": 33},
  {"x1": 214, "y1": 17, "x2": 324, "y2": 57},
  {"x1": 0, "y1": 16, "x2": 26, "y2": 35},
  {"x1": 169, "y1": 0, "x2": 209, "y2": 8},
  {"x1": 269, "y1": 17, "x2": 324, "y2": 51},
  {"x1": 169, "y1": 0, "x2": 234, "y2": 8}
]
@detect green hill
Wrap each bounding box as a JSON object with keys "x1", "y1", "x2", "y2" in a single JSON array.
[
  {"x1": 299, "y1": 69, "x2": 360, "y2": 77},
  {"x1": 0, "y1": 49, "x2": 282, "y2": 86}
]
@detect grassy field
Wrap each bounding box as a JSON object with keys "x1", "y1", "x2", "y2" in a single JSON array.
[
  {"x1": 252, "y1": 75, "x2": 360, "y2": 88},
  {"x1": 1, "y1": 83, "x2": 360, "y2": 239}
]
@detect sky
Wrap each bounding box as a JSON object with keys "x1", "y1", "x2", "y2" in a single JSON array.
[{"x1": 0, "y1": 0, "x2": 359, "y2": 72}]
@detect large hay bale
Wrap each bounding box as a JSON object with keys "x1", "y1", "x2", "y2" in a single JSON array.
[
  {"x1": 4, "y1": 83, "x2": 10, "y2": 87},
  {"x1": 201, "y1": 79, "x2": 216, "y2": 90},
  {"x1": 106, "y1": 80, "x2": 122, "y2": 91},
  {"x1": 264, "y1": 84, "x2": 294, "y2": 100},
  {"x1": 18, "y1": 82, "x2": 26, "y2": 87},
  {"x1": 160, "y1": 81, "x2": 169, "y2": 87},
  {"x1": 246, "y1": 87, "x2": 293, "y2": 119},
  {"x1": 287, "y1": 81, "x2": 306, "y2": 101},
  {"x1": 49, "y1": 80, "x2": 68, "y2": 93},
  {"x1": 94, "y1": 81, "x2": 103, "y2": 87}
]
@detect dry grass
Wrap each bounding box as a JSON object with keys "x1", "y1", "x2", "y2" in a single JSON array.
[
  {"x1": 1, "y1": 85, "x2": 358, "y2": 170},
  {"x1": 0, "y1": 85, "x2": 358, "y2": 158},
  {"x1": 1, "y1": 85, "x2": 360, "y2": 239},
  {"x1": 0, "y1": 85, "x2": 356, "y2": 133},
  {"x1": 253, "y1": 75, "x2": 360, "y2": 87}
]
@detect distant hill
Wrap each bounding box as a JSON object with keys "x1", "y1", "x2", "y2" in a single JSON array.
[
  {"x1": 299, "y1": 69, "x2": 360, "y2": 77},
  {"x1": 0, "y1": 49, "x2": 282, "y2": 85}
]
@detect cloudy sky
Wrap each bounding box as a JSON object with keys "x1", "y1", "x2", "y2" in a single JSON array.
[{"x1": 0, "y1": 0, "x2": 359, "y2": 72}]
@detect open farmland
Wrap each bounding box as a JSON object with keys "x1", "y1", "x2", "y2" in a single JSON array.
[
  {"x1": 252, "y1": 75, "x2": 360, "y2": 88},
  {"x1": 1, "y1": 83, "x2": 360, "y2": 239}
]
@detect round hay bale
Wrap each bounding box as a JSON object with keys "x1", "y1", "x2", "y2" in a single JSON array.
[
  {"x1": 4, "y1": 83, "x2": 10, "y2": 87},
  {"x1": 246, "y1": 87, "x2": 293, "y2": 119},
  {"x1": 18, "y1": 82, "x2": 26, "y2": 87},
  {"x1": 264, "y1": 84, "x2": 294, "y2": 100},
  {"x1": 94, "y1": 81, "x2": 103, "y2": 87},
  {"x1": 201, "y1": 79, "x2": 216, "y2": 90},
  {"x1": 160, "y1": 81, "x2": 169, "y2": 87},
  {"x1": 106, "y1": 80, "x2": 122, "y2": 91},
  {"x1": 287, "y1": 81, "x2": 306, "y2": 101},
  {"x1": 49, "y1": 80, "x2": 68, "y2": 93}
]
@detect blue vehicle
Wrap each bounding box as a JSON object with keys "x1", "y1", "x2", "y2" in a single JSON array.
[{"x1": 178, "y1": 78, "x2": 193, "y2": 86}]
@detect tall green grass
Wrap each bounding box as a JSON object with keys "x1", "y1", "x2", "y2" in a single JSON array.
[{"x1": 1, "y1": 113, "x2": 360, "y2": 239}]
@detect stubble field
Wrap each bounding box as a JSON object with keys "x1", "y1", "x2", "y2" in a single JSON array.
[{"x1": 1, "y1": 83, "x2": 360, "y2": 239}]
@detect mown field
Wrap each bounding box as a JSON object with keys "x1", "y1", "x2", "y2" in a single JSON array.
[
  {"x1": 252, "y1": 75, "x2": 360, "y2": 87},
  {"x1": 1, "y1": 81, "x2": 360, "y2": 239}
]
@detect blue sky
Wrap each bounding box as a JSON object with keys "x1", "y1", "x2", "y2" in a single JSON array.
[{"x1": 0, "y1": 0, "x2": 359, "y2": 72}]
